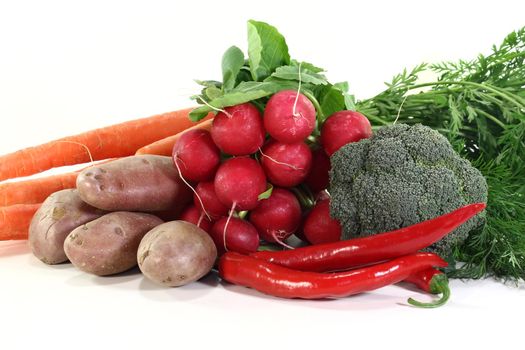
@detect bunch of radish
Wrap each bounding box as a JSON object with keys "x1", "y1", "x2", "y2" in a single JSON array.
[{"x1": 174, "y1": 90, "x2": 372, "y2": 255}]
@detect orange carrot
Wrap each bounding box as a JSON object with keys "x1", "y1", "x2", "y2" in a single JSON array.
[
  {"x1": 0, "y1": 203, "x2": 41, "y2": 240},
  {"x1": 0, "y1": 159, "x2": 116, "y2": 206},
  {"x1": 0, "y1": 108, "x2": 213, "y2": 181},
  {"x1": 135, "y1": 118, "x2": 214, "y2": 156},
  {"x1": 0, "y1": 173, "x2": 77, "y2": 206}
]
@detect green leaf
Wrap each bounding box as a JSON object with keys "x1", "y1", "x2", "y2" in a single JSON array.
[
  {"x1": 258, "y1": 184, "x2": 274, "y2": 200},
  {"x1": 188, "y1": 81, "x2": 290, "y2": 121},
  {"x1": 247, "y1": 20, "x2": 290, "y2": 81},
  {"x1": 343, "y1": 94, "x2": 356, "y2": 110},
  {"x1": 291, "y1": 59, "x2": 325, "y2": 73},
  {"x1": 195, "y1": 80, "x2": 222, "y2": 88},
  {"x1": 236, "y1": 67, "x2": 253, "y2": 85},
  {"x1": 318, "y1": 84, "x2": 346, "y2": 120},
  {"x1": 334, "y1": 81, "x2": 349, "y2": 92},
  {"x1": 189, "y1": 108, "x2": 213, "y2": 122},
  {"x1": 221, "y1": 46, "x2": 245, "y2": 91},
  {"x1": 269, "y1": 65, "x2": 328, "y2": 85},
  {"x1": 192, "y1": 80, "x2": 223, "y2": 105},
  {"x1": 334, "y1": 81, "x2": 356, "y2": 110},
  {"x1": 205, "y1": 85, "x2": 223, "y2": 100}
]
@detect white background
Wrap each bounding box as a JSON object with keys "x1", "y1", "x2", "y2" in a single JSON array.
[{"x1": 1, "y1": 1, "x2": 524, "y2": 349}]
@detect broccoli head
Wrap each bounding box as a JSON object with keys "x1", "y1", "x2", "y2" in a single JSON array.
[{"x1": 329, "y1": 123, "x2": 488, "y2": 256}]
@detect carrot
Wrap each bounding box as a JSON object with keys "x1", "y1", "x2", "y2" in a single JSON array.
[
  {"x1": 135, "y1": 118, "x2": 214, "y2": 156},
  {"x1": 0, "y1": 173, "x2": 77, "y2": 206},
  {"x1": 0, "y1": 159, "x2": 116, "y2": 206},
  {"x1": 0, "y1": 108, "x2": 213, "y2": 181},
  {"x1": 0, "y1": 203, "x2": 41, "y2": 241}
]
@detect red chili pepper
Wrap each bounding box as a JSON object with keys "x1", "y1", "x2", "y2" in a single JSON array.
[
  {"x1": 219, "y1": 251, "x2": 448, "y2": 299},
  {"x1": 404, "y1": 268, "x2": 451, "y2": 308},
  {"x1": 251, "y1": 202, "x2": 485, "y2": 272}
]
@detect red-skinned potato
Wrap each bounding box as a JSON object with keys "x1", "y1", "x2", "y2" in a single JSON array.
[
  {"x1": 76, "y1": 155, "x2": 191, "y2": 212},
  {"x1": 29, "y1": 189, "x2": 107, "y2": 265},
  {"x1": 64, "y1": 212, "x2": 163, "y2": 276},
  {"x1": 137, "y1": 221, "x2": 217, "y2": 287}
]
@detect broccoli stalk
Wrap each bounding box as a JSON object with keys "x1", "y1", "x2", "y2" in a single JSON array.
[{"x1": 329, "y1": 123, "x2": 488, "y2": 257}]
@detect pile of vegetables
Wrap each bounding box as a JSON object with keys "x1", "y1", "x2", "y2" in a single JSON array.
[
  {"x1": 188, "y1": 20, "x2": 524, "y2": 281},
  {"x1": 0, "y1": 20, "x2": 523, "y2": 307}
]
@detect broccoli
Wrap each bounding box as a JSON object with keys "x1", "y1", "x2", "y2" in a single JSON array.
[{"x1": 329, "y1": 123, "x2": 488, "y2": 256}]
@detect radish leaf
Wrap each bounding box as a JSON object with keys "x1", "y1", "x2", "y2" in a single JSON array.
[
  {"x1": 222, "y1": 46, "x2": 245, "y2": 92},
  {"x1": 334, "y1": 82, "x2": 356, "y2": 110},
  {"x1": 258, "y1": 184, "x2": 274, "y2": 200},
  {"x1": 189, "y1": 81, "x2": 289, "y2": 121},
  {"x1": 318, "y1": 85, "x2": 346, "y2": 120},
  {"x1": 269, "y1": 65, "x2": 328, "y2": 85},
  {"x1": 247, "y1": 20, "x2": 290, "y2": 81}
]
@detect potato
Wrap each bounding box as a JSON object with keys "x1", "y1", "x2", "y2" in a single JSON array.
[
  {"x1": 64, "y1": 211, "x2": 163, "y2": 276},
  {"x1": 76, "y1": 155, "x2": 191, "y2": 212},
  {"x1": 138, "y1": 221, "x2": 217, "y2": 287},
  {"x1": 29, "y1": 189, "x2": 106, "y2": 264}
]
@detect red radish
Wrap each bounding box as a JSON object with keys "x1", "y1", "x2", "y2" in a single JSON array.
[
  {"x1": 210, "y1": 217, "x2": 259, "y2": 255},
  {"x1": 264, "y1": 90, "x2": 316, "y2": 143},
  {"x1": 172, "y1": 129, "x2": 220, "y2": 182},
  {"x1": 214, "y1": 157, "x2": 267, "y2": 211},
  {"x1": 179, "y1": 205, "x2": 213, "y2": 233},
  {"x1": 304, "y1": 148, "x2": 331, "y2": 193},
  {"x1": 320, "y1": 110, "x2": 372, "y2": 156},
  {"x1": 211, "y1": 103, "x2": 265, "y2": 156},
  {"x1": 303, "y1": 199, "x2": 342, "y2": 245},
  {"x1": 194, "y1": 181, "x2": 229, "y2": 220},
  {"x1": 249, "y1": 188, "x2": 302, "y2": 245},
  {"x1": 293, "y1": 210, "x2": 310, "y2": 243},
  {"x1": 260, "y1": 140, "x2": 312, "y2": 187}
]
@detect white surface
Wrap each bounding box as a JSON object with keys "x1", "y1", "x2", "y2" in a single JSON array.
[{"x1": 1, "y1": 1, "x2": 524, "y2": 349}]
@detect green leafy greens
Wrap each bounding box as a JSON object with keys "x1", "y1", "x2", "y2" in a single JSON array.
[{"x1": 190, "y1": 20, "x2": 352, "y2": 122}]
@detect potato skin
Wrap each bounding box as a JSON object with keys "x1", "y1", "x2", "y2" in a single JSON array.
[
  {"x1": 76, "y1": 155, "x2": 191, "y2": 212},
  {"x1": 29, "y1": 189, "x2": 106, "y2": 264},
  {"x1": 138, "y1": 221, "x2": 217, "y2": 287},
  {"x1": 64, "y1": 211, "x2": 163, "y2": 276}
]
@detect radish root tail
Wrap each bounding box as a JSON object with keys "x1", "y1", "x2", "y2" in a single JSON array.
[
  {"x1": 271, "y1": 230, "x2": 295, "y2": 250},
  {"x1": 223, "y1": 202, "x2": 236, "y2": 252},
  {"x1": 173, "y1": 155, "x2": 212, "y2": 221},
  {"x1": 197, "y1": 96, "x2": 233, "y2": 118},
  {"x1": 292, "y1": 62, "x2": 303, "y2": 118},
  {"x1": 259, "y1": 148, "x2": 303, "y2": 171},
  {"x1": 196, "y1": 211, "x2": 205, "y2": 228}
]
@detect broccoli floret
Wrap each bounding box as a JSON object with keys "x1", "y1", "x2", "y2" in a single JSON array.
[{"x1": 329, "y1": 123, "x2": 488, "y2": 256}]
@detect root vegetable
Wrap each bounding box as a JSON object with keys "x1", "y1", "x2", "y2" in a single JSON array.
[
  {"x1": 260, "y1": 140, "x2": 312, "y2": 187},
  {"x1": 210, "y1": 217, "x2": 259, "y2": 255},
  {"x1": 214, "y1": 157, "x2": 266, "y2": 211},
  {"x1": 211, "y1": 103, "x2": 265, "y2": 156},
  {"x1": 263, "y1": 90, "x2": 316, "y2": 144},
  {"x1": 249, "y1": 188, "x2": 301, "y2": 245},
  {"x1": 137, "y1": 221, "x2": 217, "y2": 287}
]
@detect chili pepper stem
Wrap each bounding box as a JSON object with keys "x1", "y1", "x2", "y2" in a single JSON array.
[{"x1": 407, "y1": 273, "x2": 451, "y2": 308}]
